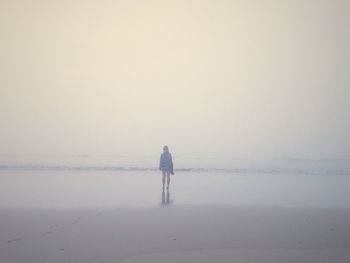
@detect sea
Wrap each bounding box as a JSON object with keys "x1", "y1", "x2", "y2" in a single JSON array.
[{"x1": 0, "y1": 154, "x2": 349, "y2": 208}]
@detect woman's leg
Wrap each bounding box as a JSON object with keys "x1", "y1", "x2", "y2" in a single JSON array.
[
  {"x1": 162, "y1": 171, "x2": 166, "y2": 188},
  {"x1": 166, "y1": 171, "x2": 170, "y2": 189}
]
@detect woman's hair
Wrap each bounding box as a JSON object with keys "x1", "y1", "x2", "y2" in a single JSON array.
[{"x1": 163, "y1": 145, "x2": 169, "y2": 151}]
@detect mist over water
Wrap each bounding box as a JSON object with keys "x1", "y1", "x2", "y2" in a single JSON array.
[
  {"x1": 0, "y1": 0, "x2": 349, "y2": 213},
  {"x1": 0, "y1": 155, "x2": 349, "y2": 209},
  {"x1": 1, "y1": 0, "x2": 350, "y2": 159},
  {"x1": 1, "y1": 154, "x2": 350, "y2": 175}
]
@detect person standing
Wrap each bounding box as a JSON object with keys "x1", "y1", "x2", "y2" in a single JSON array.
[{"x1": 159, "y1": 145, "x2": 174, "y2": 190}]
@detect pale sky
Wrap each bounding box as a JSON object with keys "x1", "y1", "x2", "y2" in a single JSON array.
[{"x1": 1, "y1": 0, "x2": 349, "y2": 158}]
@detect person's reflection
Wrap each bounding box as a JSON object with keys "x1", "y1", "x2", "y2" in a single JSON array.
[{"x1": 161, "y1": 190, "x2": 172, "y2": 206}]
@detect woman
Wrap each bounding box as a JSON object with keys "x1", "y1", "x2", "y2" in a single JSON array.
[{"x1": 159, "y1": 145, "x2": 174, "y2": 190}]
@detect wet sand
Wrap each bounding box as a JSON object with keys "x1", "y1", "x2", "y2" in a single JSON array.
[
  {"x1": 1, "y1": 170, "x2": 350, "y2": 262},
  {"x1": 1, "y1": 205, "x2": 350, "y2": 263}
]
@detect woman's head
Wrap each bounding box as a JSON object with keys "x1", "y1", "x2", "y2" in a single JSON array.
[{"x1": 163, "y1": 145, "x2": 169, "y2": 152}]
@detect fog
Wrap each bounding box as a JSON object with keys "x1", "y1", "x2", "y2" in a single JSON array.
[{"x1": 1, "y1": 0, "x2": 349, "y2": 159}]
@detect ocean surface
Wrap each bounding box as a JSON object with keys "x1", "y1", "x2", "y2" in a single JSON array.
[
  {"x1": 0, "y1": 155, "x2": 349, "y2": 208},
  {"x1": 0, "y1": 154, "x2": 349, "y2": 175}
]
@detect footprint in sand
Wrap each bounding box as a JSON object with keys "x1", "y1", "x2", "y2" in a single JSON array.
[
  {"x1": 88, "y1": 256, "x2": 99, "y2": 261},
  {"x1": 6, "y1": 238, "x2": 22, "y2": 244},
  {"x1": 42, "y1": 231, "x2": 53, "y2": 236},
  {"x1": 49, "y1": 224, "x2": 59, "y2": 229},
  {"x1": 72, "y1": 216, "x2": 84, "y2": 224}
]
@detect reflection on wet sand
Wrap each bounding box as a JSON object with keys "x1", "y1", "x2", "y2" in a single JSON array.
[{"x1": 161, "y1": 190, "x2": 172, "y2": 206}]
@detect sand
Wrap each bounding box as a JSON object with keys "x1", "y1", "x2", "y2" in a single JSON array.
[
  {"x1": 1, "y1": 205, "x2": 350, "y2": 263},
  {"x1": 1, "y1": 170, "x2": 350, "y2": 262}
]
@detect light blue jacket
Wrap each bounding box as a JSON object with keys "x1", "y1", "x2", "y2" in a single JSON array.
[{"x1": 159, "y1": 151, "x2": 173, "y2": 172}]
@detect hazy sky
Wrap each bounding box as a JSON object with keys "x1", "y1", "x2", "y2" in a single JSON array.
[{"x1": 1, "y1": 0, "x2": 349, "y2": 158}]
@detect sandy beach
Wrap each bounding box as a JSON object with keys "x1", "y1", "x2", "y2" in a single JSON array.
[
  {"x1": 1, "y1": 206, "x2": 350, "y2": 263},
  {"x1": 1, "y1": 170, "x2": 350, "y2": 263}
]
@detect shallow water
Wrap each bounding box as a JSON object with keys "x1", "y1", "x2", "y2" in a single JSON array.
[{"x1": 0, "y1": 170, "x2": 349, "y2": 208}]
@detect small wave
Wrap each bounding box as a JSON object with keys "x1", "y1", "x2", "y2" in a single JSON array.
[
  {"x1": 0, "y1": 165, "x2": 156, "y2": 172},
  {"x1": 0, "y1": 165, "x2": 349, "y2": 175}
]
